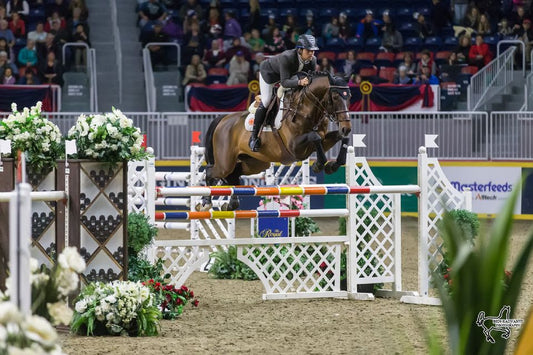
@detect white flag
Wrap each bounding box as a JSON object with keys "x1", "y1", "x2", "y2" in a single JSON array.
[
  {"x1": 65, "y1": 140, "x2": 77, "y2": 155},
  {"x1": 0, "y1": 139, "x2": 11, "y2": 154},
  {"x1": 424, "y1": 134, "x2": 439, "y2": 149},
  {"x1": 352, "y1": 134, "x2": 366, "y2": 148}
]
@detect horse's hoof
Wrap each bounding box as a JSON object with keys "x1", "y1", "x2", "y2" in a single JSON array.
[
  {"x1": 324, "y1": 161, "x2": 340, "y2": 175},
  {"x1": 220, "y1": 202, "x2": 229, "y2": 211},
  {"x1": 312, "y1": 163, "x2": 324, "y2": 173},
  {"x1": 227, "y1": 200, "x2": 240, "y2": 211},
  {"x1": 196, "y1": 202, "x2": 212, "y2": 211}
]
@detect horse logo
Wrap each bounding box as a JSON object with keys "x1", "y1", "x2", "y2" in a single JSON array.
[{"x1": 476, "y1": 305, "x2": 523, "y2": 343}]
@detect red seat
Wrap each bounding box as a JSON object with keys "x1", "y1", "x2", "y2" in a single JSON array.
[
  {"x1": 359, "y1": 67, "x2": 378, "y2": 77},
  {"x1": 208, "y1": 68, "x2": 228, "y2": 76},
  {"x1": 379, "y1": 67, "x2": 396, "y2": 83},
  {"x1": 375, "y1": 52, "x2": 395, "y2": 63},
  {"x1": 435, "y1": 51, "x2": 451, "y2": 61},
  {"x1": 356, "y1": 52, "x2": 376, "y2": 64},
  {"x1": 336, "y1": 52, "x2": 348, "y2": 60},
  {"x1": 318, "y1": 51, "x2": 336, "y2": 61},
  {"x1": 440, "y1": 81, "x2": 457, "y2": 89},
  {"x1": 461, "y1": 66, "x2": 478, "y2": 75}
]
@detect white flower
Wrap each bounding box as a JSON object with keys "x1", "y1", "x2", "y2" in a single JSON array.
[
  {"x1": 23, "y1": 315, "x2": 58, "y2": 348},
  {"x1": 56, "y1": 269, "x2": 79, "y2": 296},
  {"x1": 6, "y1": 346, "x2": 39, "y2": 355},
  {"x1": 29, "y1": 258, "x2": 39, "y2": 273},
  {"x1": 104, "y1": 295, "x2": 117, "y2": 304},
  {"x1": 46, "y1": 302, "x2": 73, "y2": 326},
  {"x1": 30, "y1": 272, "x2": 49, "y2": 286},
  {"x1": 57, "y1": 246, "x2": 86, "y2": 273},
  {"x1": 0, "y1": 302, "x2": 22, "y2": 324},
  {"x1": 11, "y1": 103, "x2": 17, "y2": 112},
  {"x1": 0, "y1": 324, "x2": 6, "y2": 343}
]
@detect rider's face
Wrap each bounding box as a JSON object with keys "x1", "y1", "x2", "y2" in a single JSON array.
[{"x1": 301, "y1": 49, "x2": 314, "y2": 61}]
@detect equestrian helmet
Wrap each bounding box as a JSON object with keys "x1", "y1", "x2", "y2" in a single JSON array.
[{"x1": 296, "y1": 34, "x2": 319, "y2": 51}]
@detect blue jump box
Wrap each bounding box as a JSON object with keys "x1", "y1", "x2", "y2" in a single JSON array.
[{"x1": 257, "y1": 217, "x2": 289, "y2": 238}]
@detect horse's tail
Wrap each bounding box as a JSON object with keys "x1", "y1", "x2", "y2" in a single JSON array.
[{"x1": 204, "y1": 115, "x2": 225, "y2": 165}]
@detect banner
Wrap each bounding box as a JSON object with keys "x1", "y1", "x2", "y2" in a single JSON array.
[
  {"x1": 0, "y1": 86, "x2": 54, "y2": 112},
  {"x1": 187, "y1": 84, "x2": 249, "y2": 112}
]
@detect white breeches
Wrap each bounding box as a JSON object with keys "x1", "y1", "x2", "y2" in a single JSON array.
[{"x1": 259, "y1": 73, "x2": 274, "y2": 108}]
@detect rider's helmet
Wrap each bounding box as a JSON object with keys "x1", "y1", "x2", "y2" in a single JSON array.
[{"x1": 296, "y1": 34, "x2": 319, "y2": 51}]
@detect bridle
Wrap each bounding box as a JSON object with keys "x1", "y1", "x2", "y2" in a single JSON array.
[{"x1": 301, "y1": 82, "x2": 351, "y2": 128}]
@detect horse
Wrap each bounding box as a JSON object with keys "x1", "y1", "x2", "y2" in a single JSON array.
[{"x1": 200, "y1": 72, "x2": 352, "y2": 211}]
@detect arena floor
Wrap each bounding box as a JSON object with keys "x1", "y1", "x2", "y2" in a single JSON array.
[{"x1": 60, "y1": 218, "x2": 533, "y2": 354}]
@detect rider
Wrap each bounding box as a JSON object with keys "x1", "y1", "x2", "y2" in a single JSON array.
[{"x1": 248, "y1": 34, "x2": 318, "y2": 152}]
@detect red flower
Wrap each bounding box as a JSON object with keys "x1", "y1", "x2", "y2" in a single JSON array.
[
  {"x1": 148, "y1": 279, "x2": 154, "y2": 284},
  {"x1": 176, "y1": 298, "x2": 183, "y2": 305},
  {"x1": 319, "y1": 262, "x2": 327, "y2": 270},
  {"x1": 444, "y1": 274, "x2": 449, "y2": 280},
  {"x1": 181, "y1": 285, "x2": 189, "y2": 292},
  {"x1": 193, "y1": 299, "x2": 199, "y2": 307},
  {"x1": 189, "y1": 291, "x2": 194, "y2": 298}
]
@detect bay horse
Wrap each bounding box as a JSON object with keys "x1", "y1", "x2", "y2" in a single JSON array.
[{"x1": 200, "y1": 72, "x2": 352, "y2": 211}]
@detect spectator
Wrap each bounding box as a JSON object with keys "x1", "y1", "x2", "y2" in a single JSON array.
[
  {"x1": 381, "y1": 23, "x2": 403, "y2": 52},
  {"x1": 417, "y1": 49, "x2": 437, "y2": 76},
  {"x1": 203, "y1": 40, "x2": 225, "y2": 68},
  {"x1": 0, "y1": 20, "x2": 14, "y2": 49},
  {"x1": 182, "y1": 22, "x2": 205, "y2": 63},
  {"x1": 252, "y1": 51, "x2": 264, "y2": 78},
  {"x1": 349, "y1": 73, "x2": 362, "y2": 85},
  {"x1": 18, "y1": 69, "x2": 40, "y2": 84},
  {"x1": 263, "y1": 14, "x2": 278, "y2": 39},
  {"x1": 317, "y1": 57, "x2": 334, "y2": 75},
  {"x1": 183, "y1": 9, "x2": 199, "y2": 34},
  {"x1": 6, "y1": 0, "x2": 29, "y2": 19},
  {"x1": 454, "y1": 5, "x2": 479, "y2": 37},
  {"x1": 37, "y1": 33, "x2": 59, "y2": 62},
  {"x1": 341, "y1": 50, "x2": 359, "y2": 77},
  {"x1": 380, "y1": 9, "x2": 394, "y2": 34},
  {"x1": 322, "y1": 16, "x2": 339, "y2": 40},
  {"x1": 9, "y1": 13, "x2": 25, "y2": 38},
  {"x1": 0, "y1": 50, "x2": 17, "y2": 77},
  {"x1": 179, "y1": 0, "x2": 203, "y2": 22},
  {"x1": 394, "y1": 66, "x2": 414, "y2": 84},
  {"x1": 49, "y1": 19, "x2": 70, "y2": 50},
  {"x1": 414, "y1": 12, "x2": 431, "y2": 39},
  {"x1": 454, "y1": 35, "x2": 471, "y2": 64},
  {"x1": 398, "y1": 52, "x2": 417, "y2": 76},
  {"x1": 17, "y1": 39, "x2": 37, "y2": 67},
  {"x1": 143, "y1": 22, "x2": 169, "y2": 66},
  {"x1": 248, "y1": 28, "x2": 264, "y2": 52},
  {"x1": 417, "y1": 64, "x2": 439, "y2": 84},
  {"x1": 205, "y1": 6, "x2": 222, "y2": 34},
  {"x1": 160, "y1": 0, "x2": 180, "y2": 9},
  {"x1": 517, "y1": 19, "x2": 533, "y2": 63},
  {"x1": 498, "y1": 18, "x2": 513, "y2": 36},
  {"x1": 38, "y1": 51, "x2": 63, "y2": 86},
  {"x1": 0, "y1": 6, "x2": 7, "y2": 23},
  {"x1": 440, "y1": 52, "x2": 461, "y2": 81},
  {"x1": 162, "y1": 15, "x2": 183, "y2": 41},
  {"x1": 469, "y1": 34, "x2": 492, "y2": 68},
  {"x1": 28, "y1": 22, "x2": 48, "y2": 44},
  {"x1": 282, "y1": 13, "x2": 297, "y2": 36},
  {"x1": 264, "y1": 27, "x2": 285, "y2": 53},
  {"x1": 72, "y1": 23, "x2": 90, "y2": 66},
  {"x1": 511, "y1": 6, "x2": 529, "y2": 32},
  {"x1": 223, "y1": 10, "x2": 242, "y2": 39},
  {"x1": 138, "y1": 0, "x2": 167, "y2": 28},
  {"x1": 338, "y1": 12, "x2": 351, "y2": 40},
  {"x1": 247, "y1": 0, "x2": 261, "y2": 32},
  {"x1": 67, "y1": 7, "x2": 88, "y2": 36},
  {"x1": 430, "y1": 0, "x2": 452, "y2": 36},
  {"x1": 182, "y1": 54, "x2": 206, "y2": 85},
  {"x1": 284, "y1": 28, "x2": 298, "y2": 50},
  {"x1": 47, "y1": 0, "x2": 68, "y2": 19},
  {"x1": 68, "y1": 0, "x2": 88, "y2": 21},
  {"x1": 1, "y1": 66, "x2": 15, "y2": 84},
  {"x1": 225, "y1": 37, "x2": 251, "y2": 61},
  {"x1": 477, "y1": 13, "x2": 492, "y2": 35},
  {"x1": 44, "y1": 12, "x2": 67, "y2": 32},
  {"x1": 452, "y1": 0, "x2": 469, "y2": 25},
  {"x1": 207, "y1": 23, "x2": 223, "y2": 49},
  {"x1": 356, "y1": 10, "x2": 379, "y2": 42},
  {"x1": 302, "y1": 10, "x2": 317, "y2": 36},
  {"x1": 0, "y1": 38, "x2": 13, "y2": 63},
  {"x1": 226, "y1": 51, "x2": 249, "y2": 85}
]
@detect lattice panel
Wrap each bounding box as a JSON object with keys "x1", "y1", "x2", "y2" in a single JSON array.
[
  {"x1": 151, "y1": 243, "x2": 210, "y2": 285},
  {"x1": 128, "y1": 160, "x2": 149, "y2": 215},
  {"x1": 424, "y1": 159, "x2": 465, "y2": 277},
  {"x1": 352, "y1": 158, "x2": 396, "y2": 284},
  {"x1": 238, "y1": 243, "x2": 342, "y2": 295}
]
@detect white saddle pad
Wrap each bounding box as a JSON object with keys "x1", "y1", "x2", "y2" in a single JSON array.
[{"x1": 244, "y1": 93, "x2": 284, "y2": 132}]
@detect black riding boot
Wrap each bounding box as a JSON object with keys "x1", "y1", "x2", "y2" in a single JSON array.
[{"x1": 249, "y1": 104, "x2": 267, "y2": 152}]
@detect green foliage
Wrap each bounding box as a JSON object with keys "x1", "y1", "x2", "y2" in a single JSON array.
[
  {"x1": 209, "y1": 246, "x2": 259, "y2": 281},
  {"x1": 293, "y1": 216, "x2": 320, "y2": 236},
  {"x1": 128, "y1": 213, "x2": 158, "y2": 255},
  {"x1": 143, "y1": 281, "x2": 198, "y2": 320},
  {"x1": 128, "y1": 255, "x2": 169, "y2": 283},
  {"x1": 434, "y1": 183, "x2": 533, "y2": 354}
]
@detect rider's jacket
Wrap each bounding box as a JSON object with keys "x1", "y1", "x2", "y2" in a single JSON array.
[{"x1": 259, "y1": 49, "x2": 317, "y2": 89}]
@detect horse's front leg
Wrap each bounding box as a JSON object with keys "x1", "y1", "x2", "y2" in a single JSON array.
[
  {"x1": 307, "y1": 131, "x2": 328, "y2": 173},
  {"x1": 320, "y1": 132, "x2": 349, "y2": 174}
]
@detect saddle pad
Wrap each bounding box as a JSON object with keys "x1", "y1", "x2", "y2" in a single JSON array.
[{"x1": 244, "y1": 95, "x2": 284, "y2": 132}]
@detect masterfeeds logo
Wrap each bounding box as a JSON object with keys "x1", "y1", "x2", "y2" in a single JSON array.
[{"x1": 450, "y1": 181, "x2": 513, "y2": 201}]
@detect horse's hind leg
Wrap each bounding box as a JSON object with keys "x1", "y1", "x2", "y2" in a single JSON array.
[
  {"x1": 223, "y1": 164, "x2": 243, "y2": 211},
  {"x1": 198, "y1": 165, "x2": 217, "y2": 211}
]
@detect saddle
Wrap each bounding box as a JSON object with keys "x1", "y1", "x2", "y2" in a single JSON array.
[{"x1": 244, "y1": 87, "x2": 293, "y2": 132}]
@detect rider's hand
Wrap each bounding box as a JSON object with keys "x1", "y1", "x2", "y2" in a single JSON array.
[{"x1": 299, "y1": 77, "x2": 309, "y2": 86}]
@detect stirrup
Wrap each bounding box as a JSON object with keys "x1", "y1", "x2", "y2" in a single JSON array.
[{"x1": 249, "y1": 136, "x2": 261, "y2": 152}]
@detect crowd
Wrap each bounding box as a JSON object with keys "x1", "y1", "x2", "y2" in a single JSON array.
[{"x1": 0, "y1": 0, "x2": 90, "y2": 87}]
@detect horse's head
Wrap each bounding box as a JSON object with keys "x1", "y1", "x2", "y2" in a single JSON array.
[{"x1": 304, "y1": 72, "x2": 352, "y2": 137}]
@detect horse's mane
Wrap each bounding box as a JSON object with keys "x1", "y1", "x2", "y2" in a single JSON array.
[{"x1": 308, "y1": 71, "x2": 348, "y2": 86}]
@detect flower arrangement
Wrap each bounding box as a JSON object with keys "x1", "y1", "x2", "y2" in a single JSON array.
[
  {"x1": 142, "y1": 280, "x2": 198, "y2": 320},
  {"x1": 67, "y1": 108, "x2": 149, "y2": 164},
  {"x1": 3, "y1": 247, "x2": 85, "y2": 326},
  {"x1": 0, "y1": 302, "x2": 65, "y2": 354},
  {"x1": 259, "y1": 195, "x2": 319, "y2": 236},
  {"x1": 0, "y1": 102, "x2": 63, "y2": 170},
  {"x1": 71, "y1": 280, "x2": 161, "y2": 336}
]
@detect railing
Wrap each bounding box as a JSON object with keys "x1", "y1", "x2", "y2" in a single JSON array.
[
  {"x1": 62, "y1": 43, "x2": 97, "y2": 111},
  {"x1": 467, "y1": 46, "x2": 516, "y2": 111},
  {"x1": 143, "y1": 42, "x2": 182, "y2": 111},
  {"x1": 527, "y1": 72, "x2": 533, "y2": 110},
  {"x1": 490, "y1": 111, "x2": 533, "y2": 160},
  {"x1": 497, "y1": 40, "x2": 526, "y2": 76},
  {"x1": 110, "y1": 0, "x2": 122, "y2": 104}
]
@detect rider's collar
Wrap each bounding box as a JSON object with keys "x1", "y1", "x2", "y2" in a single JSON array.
[{"x1": 298, "y1": 53, "x2": 311, "y2": 65}]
